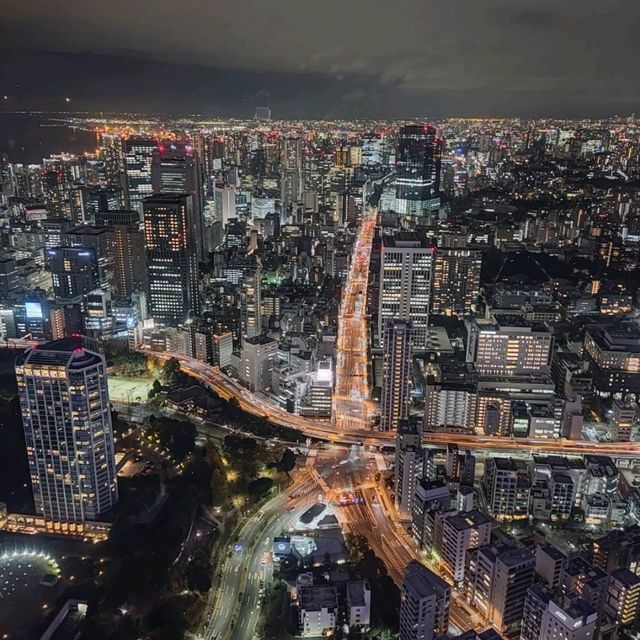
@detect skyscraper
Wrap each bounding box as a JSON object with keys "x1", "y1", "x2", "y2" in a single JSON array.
[
  {"x1": 395, "y1": 418, "x2": 422, "y2": 517},
  {"x1": 15, "y1": 336, "x2": 118, "y2": 526},
  {"x1": 95, "y1": 210, "x2": 148, "y2": 299},
  {"x1": 47, "y1": 246, "x2": 100, "y2": 303},
  {"x1": 395, "y1": 124, "x2": 442, "y2": 216},
  {"x1": 241, "y1": 265, "x2": 262, "y2": 339},
  {"x1": 143, "y1": 194, "x2": 200, "y2": 326},
  {"x1": 124, "y1": 137, "x2": 157, "y2": 210},
  {"x1": 399, "y1": 561, "x2": 450, "y2": 640},
  {"x1": 381, "y1": 320, "x2": 412, "y2": 432},
  {"x1": 379, "y1": 232, "x2": 433, "y2": 350},
  {"x1": 280, "y1": 136, "x2": 304, "y2": 224},
  {"x1": 431, "y1": 248, "x2": 482, "y2": 316},
  {"x1": 151, "y1": 142, "x2": 205, "y2": 259}
]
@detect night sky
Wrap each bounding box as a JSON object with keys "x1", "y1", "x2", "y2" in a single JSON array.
[{"x1": 1, "y1": 0, "x2": 639, "y2": 118}]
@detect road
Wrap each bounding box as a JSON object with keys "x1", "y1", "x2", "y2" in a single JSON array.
[
  {"x1": 144, "y1": 352, "x2": 640, "y2": 458},
  {"x1": 332, "y1": 209, "x2": 377, "y2": 431},
  {"x1": 202, "y1": 468, "x2": 321, "y2": 640}
]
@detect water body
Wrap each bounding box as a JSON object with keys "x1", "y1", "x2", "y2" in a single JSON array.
[{"x1": 0, "y1": 112, "x2": 97, "y2": 164}]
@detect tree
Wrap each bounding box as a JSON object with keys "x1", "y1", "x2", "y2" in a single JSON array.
[
  {"x1": 247, "y1": 477, "x2": 274, "y2": 498},
  {"x1": 148, "y1": 379, "x2": 162, "y2": 399},
  {"x1": 162, "y1": 358, "x2": 181, "y2": 385},
  {"x1": 275, "y1": 448, "x2": 296, "y2": 474}
]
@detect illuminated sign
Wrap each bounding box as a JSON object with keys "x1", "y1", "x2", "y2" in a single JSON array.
[{"x1": 25, "y1": 302, "x2": 43, "y2": 320}]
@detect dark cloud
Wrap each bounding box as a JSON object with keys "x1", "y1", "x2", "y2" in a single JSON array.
[{"x1": 1, "y1": 0, "x2": 639, "y2": 117}]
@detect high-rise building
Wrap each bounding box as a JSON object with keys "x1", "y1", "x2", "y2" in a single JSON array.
[
  {"x1": 399, "y1": 561, "x2": 450, "y2": 640},
  {"x1": 95, "y1": 210, "x2": 148, "y2": 298},
  {"x1": 605, "y1": 569, "x2": 640, "y2": 629},
  {"x1": 143, "y1": 194, "x2": 200, "y2": 326},
  {"x1": 15, "y1": 337, "x2": 118, "y2": 526},
  {"x1": 124, "y1": 137, "x2": 157, "y2": 210},
  {"x1": 611, "y1": 399, "x2": 636, "y2": 442},
  {"x1": 98, "y1": 133, "x2": 125, "y2": 190},
  {"x1": 483, "y1": 458, "x2": 531, "y2": 521},
  {"x1": 424, "y1": 362, "x2": 478, "y2": 433},
  {"x1": 241, "y1": 265, "x2": 262, "y2": 339},
  {"x1": 378, "y1": 232, "x2": 434, "y2": 350},
  {"x1": 467, "y1": 544, "x2": 535, "y2": 639},
  {"x1": 47, "y1": 246, "x2": 100, "y2": 303},
  {"x1": 151, "y1": 142, "x2": 204, "y2": 259},
  {"x1": 381, "y1": 320, "x2": 412, "y2": 431},
  {"x1": 395, "y1": 418, "x2": 422, "y2": 517},
  {"x1": 441, "y1": 510, "x2": 494, "y2": 584},
  {"x1": 280, "y1": 136, "x2": 304, "y2": 224},
  {"x1": 395, "y1": 124, "x2": 442, "y2": 216},
  {"x1": 431, "y1": 248, "x2": 482, "y2": 316},
  {"x1": 466, "y1": 317, "x2": 554, "y2": 377}
]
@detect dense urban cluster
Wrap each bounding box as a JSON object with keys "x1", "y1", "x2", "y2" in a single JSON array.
[{"x1": 1, "y1": 112, "x2": 640, "y2": 640}]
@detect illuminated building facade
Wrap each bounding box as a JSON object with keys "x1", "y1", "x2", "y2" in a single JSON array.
[
  {"x1": 380, "y1": 320, "x2": 412, "y2": 432},
  {"x1": 395, "y1": 124, "x2": 442, "y2": 215},
  {"x1": 143, "y1": 194, "x2": 200, "y2": 326},
  {"x1": 151, "y1": 142, "x2": 204, "y2": 259},
  {"x1": 378, "y1": 232, "x2": 433, "y2": 350},
  {"x1": 431, "y1": 248, "x2": 482, "y2": 316},
  {"x1": 280, "y1": 136, "x2": 304, "y2": 224},
  {"x1": 124, "y1": 137, "x2": 157, "y2": 210},
  {"x1": 466, "y1": 317, "x2": 554, "y2": 377},
  {"x1": 241, "y1": 265, "x2": 262, "y2": 339},
  {"x1": 15, "y1": 336, "x2": 118, "y2": 525}
]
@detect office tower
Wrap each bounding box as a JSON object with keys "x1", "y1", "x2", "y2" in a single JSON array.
[
  {"x1": 379, "y1": 232, "x2": 434, "y2": 350},
  {"x1": 424, "y1": 362, "x2": 478, "y2": 433},
  {"x1": 483, "y1": 458, "x2": 531, "y2": 521},
  {"x1": 214, "y1": 183, "x2": 237, "y2": 225},
  {"x1": 431, "y1": 248, "x2": 482, "y2": 316},
  {"x1": 98, "y1": 133, "x2": 125, "y2": 189},
  {"x1": 143, "y1": 194, "x2": 200, "y2": 326},
  {"x1": 239, "y1": 335, "x2": 277, "y2": 392},
  {"x1": 361, "y1": 132, "x2": 383, "y2": 167},
  {"x1": 151, "y1": 141, "x2": 204, "y2": 259},
  {"x1": 441, "y1": 510, "x2": 493, "y2": 584},
  {"x1": 399, "y1": 561, "x2": 450, "y2": 640},
  {"x1": 95, "y1": 209, "x2": 148, "y2": 298},
  {"x1": 280, "y1": 136, "x2": 304, "y2": 224},
  {"x1": 13, "y1": 299, "x2": 66, "y2": 341},
  {"x1": 15, "y1": 337, "x2": 118, "y2": 526},
  {"x1": 306, "y1": 360, "x2": 334, "y2": 417},
  {"x1": 605, "y1": 569, "x2": 640, "y2": 629},
  {"x1": 381, "y1": 320, "x2": 412, "y2": 432},
  {"x1": 395, "y1": 418, "x2": 423, "y2": 517},
  {"x1": 466, "y1": 317, "x2": 554, "y2": 377},
  {"x1": 124, "y1": 137, "x2": 157, "y2": 210},
  {"x1": 41, "y1": 168, "x2": 73, "y2": 219},
  {"x1": 522, "y1": 584, "x2": 597, "y2": 640},
  {"x1": 43, "y1": 218, "x2": 75, "y2": 249},
  {"x1": 395, "y1": 124, "x2": 442, "y2": 216},
  {"x1": 47, "y1": 246, "x2": 100, "y2": 303},
  {"x1": 193, "y1": 132, "x2": 215, "y2": 195},
  {"x1": 241, "y1": 265, "x2": 262, "y2": 339}
]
